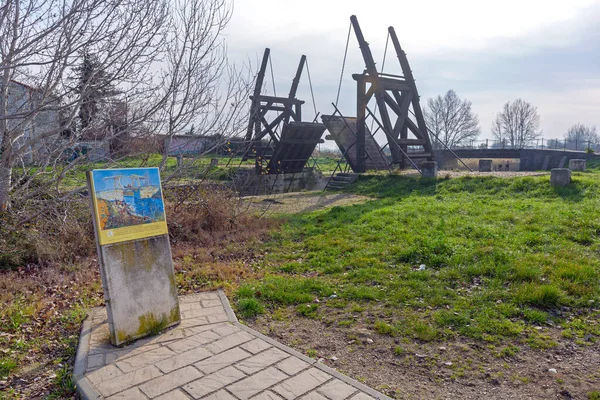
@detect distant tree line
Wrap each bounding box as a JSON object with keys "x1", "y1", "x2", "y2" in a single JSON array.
[{"x1": 424, "y1": 91, "x2": 595, "y2": 151}]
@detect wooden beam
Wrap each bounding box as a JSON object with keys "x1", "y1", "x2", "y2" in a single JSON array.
[
  {"x1": 251, "y1": 95, "x2": 305, "y2": 105},
  {"x1": 246, "y1": 48, "x2": 270, "y2": 141}
]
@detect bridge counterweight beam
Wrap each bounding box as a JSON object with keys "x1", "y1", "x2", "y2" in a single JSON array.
[{"x1": 356, "y1": 76, "x2": 367, "y2": 173}]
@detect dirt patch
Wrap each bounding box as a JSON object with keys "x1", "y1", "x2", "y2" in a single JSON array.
[
  {"x1": 247, "y1": 311, "x2": 600, "y2": 400},
  {"x1": 243, "y1": 191, "x2": 372, "y2": 215}
]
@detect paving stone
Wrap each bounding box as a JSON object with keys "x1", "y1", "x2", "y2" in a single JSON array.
[
  {"x1": 211, "y1": 323, "x2": 240, "y2": 337},
  {"x1": 106, "y1": 387, "x2": 147, "y2": 400},
  {"x1": 78, "y1": 292, "x2": 389, "y2": 400},
  {"x1": 317, "y1": 380, "x2": 358, "y2": 400},
  {"x1": 155, "y1": 346, "x2": 212, "y2": 373},
  {"x1": 155, "y1": 389, "x2": 192, "y2": 400},
  {"x1": 139, "y1": 365, "x2": 202, "y2": 398},
  {"x1": 105, "y1": 353, "x2": 121, "y2": 363},
  {"x1": 195, "y1": 347, "x2": 252, "y2": 374},
  {"x1": 183, "y1": 366, "x2": 246, "y2": 398},
  {"x1": 300, "y1": 392, "x2": 329, "y2": 400},
  {"x1": 180, "y1": 292, "x2": 220, "y2": 303},
  {"x1": 116, "y1": 347, "x2": 176, "y2": 373},
  {"x1": 276, "y1": 357, "x2": 310, "y2": 376},
  {"x1": 251, "y1": 390, "x2": 284, "y2": 400},
  {"x1": 147, "y1": 328, "x2": 186, "y2": 344},
  {"x1": 272, "y1": 368, "x2": 332, "y2": 400},
  {"x1": 240, "y1": 339, "x2": 272, "y2": 355},
  {"x1": 202, "y1": 299, "x2": 222, "y2": 308},
  {"x1": 86, "y1": 365, "x2": 122, "y2": 385},
  {"x1": 105, "y1": 344, "x2": 161, "y2": 360},
  {"x1": 180, "y1": 302, "x2": 202, "y2": 312},
  {"x1": 205, "y1": 331, "x2": 254, "y2": 354},
  {"x1": 203, "y1": 389, "x2": 238, "y2": 400},
  {"x1": 87, "y1": 354, "x2": 104, "y2": 370},
  {"x1": 96, "y1": 365, "x2": 162, "y2": 397},
  {"x1": 227, "y1": 367, "x2": 288, "y2": 400},
  {"x1": 236, "y1": 347, "x2": 289, "y2": 374},
  {"x1": 167, "y1": 331, "x2": 221, "y2": 353},
  {"x1": 182, "y1": 306, "x2": 225, "y2": 319},
  {"x1": 179, "y1": 317, "x2": 210, "y2": 329},
  {"x1": 208, "y1": 313, "x2": 229, "y2": 324},
  {"x1": 349, "y1": 393, "x2": 375, "y2": 400},
  {"x1": 89, "y1": 343, "x2": 119, "y2": 356}
]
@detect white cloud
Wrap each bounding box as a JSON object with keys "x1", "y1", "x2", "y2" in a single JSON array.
[{"x1": 225, "y1": 0, "x2": 600, "y2": 144}]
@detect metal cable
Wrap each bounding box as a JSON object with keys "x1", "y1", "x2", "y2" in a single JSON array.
[
  {"x1": 335, "y1": 21, "x2": 352, "y2": 108},
  {"x1": 305, "y1": 59, "x2": 317, "y2": 118},
  {"x1": 370, "y1": 31, "x2": 390, "y2": 133}
]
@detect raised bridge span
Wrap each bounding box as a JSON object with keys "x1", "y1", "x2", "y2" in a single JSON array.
[{"x1": 435, "y1": 148, "x2": 600, "y2": 171}]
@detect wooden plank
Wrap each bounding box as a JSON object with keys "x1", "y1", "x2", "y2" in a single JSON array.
[{"x1": 251, "y1": 95, "x2": 305, "y2": 105}]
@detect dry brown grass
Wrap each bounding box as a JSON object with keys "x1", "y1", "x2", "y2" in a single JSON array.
[{"x1": 0, "y1": 184, "x2": 279, "y2": 398}]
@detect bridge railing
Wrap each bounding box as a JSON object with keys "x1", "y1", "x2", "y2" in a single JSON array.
[{"x1": 436, "y1": 138, "x2": 599, "y2": 153}]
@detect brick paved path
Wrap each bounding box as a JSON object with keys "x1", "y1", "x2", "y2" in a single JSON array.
[{"x1": 74, "y1": 291, "x2": 390, "y2": 400}]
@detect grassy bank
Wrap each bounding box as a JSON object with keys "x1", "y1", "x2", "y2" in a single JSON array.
[{"x1": 237, "y1": 172, "x2": 600, "y2": 347}]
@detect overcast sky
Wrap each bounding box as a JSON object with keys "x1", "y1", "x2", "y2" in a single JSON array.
[{"x1": 224, "y1": 0, "x2": 599, "y2": 145}]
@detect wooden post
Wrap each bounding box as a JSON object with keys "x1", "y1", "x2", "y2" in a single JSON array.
[{"x1": 356, "y1": 76, "x2": 367, "y2": 173}]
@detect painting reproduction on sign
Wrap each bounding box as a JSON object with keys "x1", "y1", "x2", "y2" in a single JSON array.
[{"x1": 88, "y1": 168, "x2": 168, "y2": 245}]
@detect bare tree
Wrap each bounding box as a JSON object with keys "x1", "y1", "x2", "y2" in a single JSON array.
[
  {"x1": 0, "y1": 0, "x2": 250, "y2": 214},
  {"x1": 563, "y1": 123, "x2": 598, "y2": 150},
  {"x1": 424, "y1": 90, "x2": 480, "y2": 149},
  {"x1": 491, "y1": 99, "x2": 541, "y2": 149},
  {"x1": 155, "y1": 0, "x2": 251, "y2": 178}
]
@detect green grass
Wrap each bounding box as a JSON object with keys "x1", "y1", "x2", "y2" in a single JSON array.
[
  {"x1": 238, "y1": 171, "x2": 600, "y2": 345},
  {"x1": 237, "y1": 298, "x2": 264, "y2": 319},
  {"x1": 17, "y1": 153, "x2": 341, "y2": 191},
  {"x1": 0, "y1": 358, "x2": 17, "y2": 379}
]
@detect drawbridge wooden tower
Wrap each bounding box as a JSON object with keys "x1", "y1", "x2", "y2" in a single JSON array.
[
  {"x1": 243, "y1": 48, "x2": 325, "y2": 175},
  {"x1": 322, "y1": 15, "x2": 435, "y2": 173}
]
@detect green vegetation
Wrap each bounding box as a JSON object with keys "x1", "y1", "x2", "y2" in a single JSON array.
[
  {"x1": 588, "y1": 390, "x2": 600, "y2": 400},
  {"x1": 237, "y1": 298, "x2": 264, "y2": 319},
  {"x1": 238, "y1": 171, "x2": 600, "y2": 345},
  {"x1": 28, "y1": 153, "x2": 341, "y2": 191}
]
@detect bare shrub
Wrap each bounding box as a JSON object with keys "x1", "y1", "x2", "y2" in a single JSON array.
[
  {"x1": 0, "y1": 197, "x2": 95, "y2": 270},
  {"x1": 165, "y1": 185, "x2": 277, "y2": 246}
]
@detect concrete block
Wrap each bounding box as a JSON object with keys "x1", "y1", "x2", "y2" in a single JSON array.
[
  {"x1": 479, "y1": 159, "x2": 492, "y2": 172},
  {"x1": 420, "y1": 161, "x2": 438, "y2": 178},
  {"x1": 235, "y1": 347, "x2": 289, "y2": 374},
  {"x1": 569, "y1": 159, "x2": 586, "y2": 171},
  {"x1": 96, "y1": 365, "x2": 162, "y2": 397},
  {"x1": 183, "y1": 366, "x2": 246, "y2": 398},
  {"x1": 550, "y1": 168, "x2": 571, "y2": 187},
  {"x1": 272, "y1": 368, "x2": 332, "y2": 400},
  {"x1": 240, "y1": 339, "x2": 272, "y2": 355},
  {"x1": 317, "y1": 380, "x2": 359, "y2": 400},
  {"x1": 276, "y1": 357, "x2": 310, "y2": 376},
  {"x1": 226, "y1": 367, "x2": 288, "y2": 399},
  {"x1": 138, "y1": 365, "x2": 202, "y2": 398},
  {"x1": 98, "y1": 236, "x2": 180, "y2": 346},
  {"x1": 194, "y1": 347, "x2": 252, "y2": 374},
  {"x1": 204, "y1": 331, "x2": 254, "y2": 354}
]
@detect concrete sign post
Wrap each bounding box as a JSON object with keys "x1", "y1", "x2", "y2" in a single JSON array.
[{"x1": 87, "y1": 168, "x2": 180, "y2": 346}]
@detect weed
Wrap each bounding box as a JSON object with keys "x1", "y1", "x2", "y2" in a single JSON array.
[
  {"x1": 516, "y1": 284, "x2": 564, "y2": 308},
  {"x1": 46, "y1": 365, "x2": 76, "y2": 399},
  {"x1": 0, "y1": 358, "x2": 17, "y2": 379},
  {"x1": 296, "y1": 303, "x2": 319, "y2": 318},
  {"x1": 374, "y1": 320, "x2": 394, "y2": 335},
  {"x1": 237, "y1": 298, "x2": 264, "y2": 319},
  {"x1": 497, "y1": 345, "x2": 519, "y2": 358},
  {"x1": 588, "y1": 391, "x2": 600, "y2": 400},
  {"x1": 306, "y1": 349, "x2": 317, "y2": 358}
]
